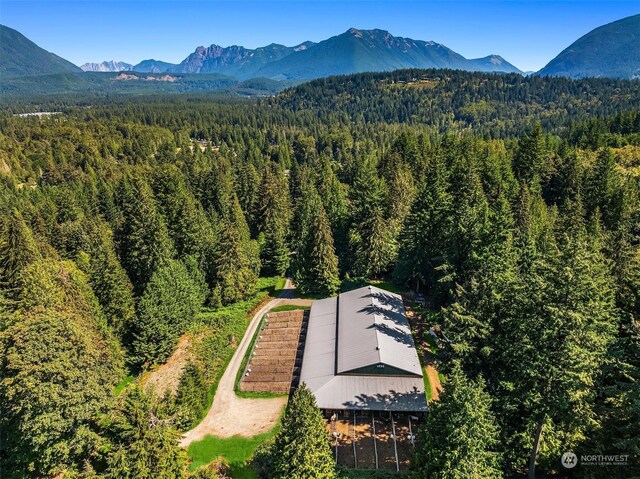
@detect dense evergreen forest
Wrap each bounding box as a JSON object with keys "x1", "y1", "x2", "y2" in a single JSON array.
[{"x1": 1, "y1": 70, "x2": 639, "y2": 478}]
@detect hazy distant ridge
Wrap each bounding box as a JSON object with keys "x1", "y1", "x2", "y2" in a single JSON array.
[
  {"x1": 80, "y1": 60, "x2": 133, "y2": 72},
  {"x1": 166, "y1": 28, "x2": 521, "y2": 79},
  {"x1": 0, "y1": 24, "x2": 82, "y2": 77},
  {"x1": 539, "y1": 14, "x2": 640, "y2": 79}
]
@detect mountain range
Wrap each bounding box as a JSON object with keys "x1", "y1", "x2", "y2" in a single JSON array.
[
  {"x1": 80, "y1": 60, "x2": 132, "y2": 72},
  {"x1": 75, "y1": 28, "x2": 522, "y2": 79},
  {"x1": 157, "y1": 29, "x2": 521, "y2": 79},
  {"x1": 1, "y1": 14, "x2": 639, "y2": 85},
  {"x1": 539, "y1": 13, "x2": 640, "y2": 79},
  {"x1": 0, "y1": 24, "x2": 81, "y2": 77},
  {"x1": 0, "y1": 24, "x2": 522, "y2": 80}
]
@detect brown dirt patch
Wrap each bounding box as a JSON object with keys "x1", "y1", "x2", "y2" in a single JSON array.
[
  {"x1": 425, "y1": 364, "x2": 443, "y2": 401},
  {"x1": 142, "y1": 334, "x2": 196, "y2": 397}
]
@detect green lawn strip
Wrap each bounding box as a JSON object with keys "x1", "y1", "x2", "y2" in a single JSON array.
[
  {"x1": 192, "y1": 277, "x2": 282, "y2": 425},
  {"x1": 341, "y1": 277, "x2": 403, "y2": 294},
  {"x1": 235, "y1": 390, "x2": 286, "y2": 399},
  {"x1": 234, "y1": 314, "x2": 265, "y2": 393},
  {"x1": 424, "y1": 368, "x2": 433, "y2": 402},
  {"x1": 272, "y1": 277, "x2": 287, "y2": 296},
  {"x1": 368, "y1": 280, "x2": 401, "y2": 294},
  {"x1": 187, "y1": 423, "x2": 281, "y2": 474},
  {"x1": 268, "y1": 304, "x2": 310, "y2": 313}
]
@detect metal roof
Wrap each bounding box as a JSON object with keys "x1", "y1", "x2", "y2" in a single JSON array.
[
  {"x1": 337, "y1": 286, "x2": 422, "y2": 376},
  {"x1": 299, "y1": 286, "x2": 427, "y2": 412}
]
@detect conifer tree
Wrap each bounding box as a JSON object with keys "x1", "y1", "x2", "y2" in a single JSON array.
[
  {"x1": 513, "y1": 123, "x2": 547, "y2": 185},
  {"x1": 235, "y1": 162, "x2": 261, "y2": 233},
  {"x1": 272, "y1": 384, "x2": 335, "y2": 479},
  {"x1": 105, "y1": 386, "x2": 186, "y2": 479},
  {"x1": 292, "y1": 195, "x2": 340, "y2": 296},
  {"x1": 132, "y1": 259, "x2": 206, "y2": 365},
  {"x1": 256, "y1": 162, "x2": 291, "y2": 276},
  {"x1": 152, "y1": 166, "x2": 215, "y2": 267},
  {"x1": 351, "y1": 206, "x2": 396, "y2": 278},
  {"x1": 1, "y1": 258, "x2": 121, "y2": 478},
  {"x1": 0, "y1": 208, "x2": 41, "y2": 297},
  {"x1": 77, "y1": 218, "x2": 136, "y2": 336},
  {"x1": 289, "y1": 165, "x2": 317, "y2": 252},
  {"x1": 386, "y1": 163, "x2": 416, "y2": 248},
  {"x1": 414, "y1": 364, "x2": 502, "y2": 479},
  {"x1": 493, "y1": 207, "x2": 618, "y2": 475},
  {"x1": 210, "y1": 195, "x2": 260, "y2": 306},
  {"x1": 348, "y1": 157, "x2": 396, "y2": 277},
  {"x1": 448, "y1": 155, "x2": 490, "y2": 284},
  {"x1": 174, "y1": 361, "x2": 208, "y2": 430},
  {"x1": 115, "y1": 177, "x2": 174, "y2": 294},
  {"x1": 394, "y1": 152, "x2": 453, "y2": 303},
  {"x1": 585, "y1": 148, "x2": 622, "y2": 230}
]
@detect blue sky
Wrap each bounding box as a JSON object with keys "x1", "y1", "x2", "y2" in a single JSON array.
[{"x1": 2, "y1": 1, "x2": 638, "y2": 71}]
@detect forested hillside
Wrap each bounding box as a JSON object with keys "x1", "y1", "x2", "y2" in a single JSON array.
[
  {"x1": 0, "y1": 70, "x2": 639, "y2": 478},
  {"x1": 274, "y1": 69, "x2": 640, "y2": 137}
]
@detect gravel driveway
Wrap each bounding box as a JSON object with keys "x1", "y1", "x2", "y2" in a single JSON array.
[{"x1": 180, "y1": 280, "x2": 312, "y2": 445}]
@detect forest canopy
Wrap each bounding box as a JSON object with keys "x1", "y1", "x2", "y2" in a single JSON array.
[{"x1": 0, "y1": 69, "x2": 639, "y2": 478}]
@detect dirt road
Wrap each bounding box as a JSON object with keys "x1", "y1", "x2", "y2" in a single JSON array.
[{"x1": 180, "y1": 280, "x2": 312, "y2": 446}]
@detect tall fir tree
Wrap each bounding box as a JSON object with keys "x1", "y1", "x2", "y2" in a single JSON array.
[
  {"x1": 0, "y1": 208, "x2": 41, "y2": 298},
  {"x1": 394, "y1": 149, "x2": 453, "y2": 304},
  {"x1": 115, "y1": 177, "x2": 174, "y2": 295},
  {"x1": 211, "y1": 195, "x2": 260, "y2": 306},
  {"x1": 272, "y1": 384, "x2": 335, "y2": 479},
  {"x1": 414, "y1": 363, "x2": 502, "y2": 479},
  {"x1": 256, "y1": 162, "x2": 291, "y2": 277},
  {"x1": 152, "y1": 165, "x2": 216, "y2": 268},
  {"x1": 513, "y1": 123, "x2": 548, "y2": 186},
  {"x1": 132, "y1": 258, "x2": 206, "y2": 365},
  {"x1": 77, "y1": 218, "x2": 136, "y2": 337},
  {"x1": 105, "y1": 386, "x2": 186, "y2": 479},
  {"x1": 292, "y1": 193, "x2": 340, "y2": 296}
]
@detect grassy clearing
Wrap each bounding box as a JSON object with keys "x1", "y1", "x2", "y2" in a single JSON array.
[
  {"x1": 114, "y1": 375, "x2": 135, "y2": 395},
  {"x1": 368, "y1": 280, "x2": 401, "y2": 293},
  {"x1": 188, "y1": 424, "x2": 281, "y2": 476},
  {"x1": 273, "y1": 277, "x2": 287, "y2": 294},
  {"x1": 268, "y1": 304, "x2": 310, "y2": 312},
  {"x1": 235, "y1": 390, "x2": 286, "y2": 399}
]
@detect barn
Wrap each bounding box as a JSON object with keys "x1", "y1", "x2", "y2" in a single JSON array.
[{"x1": 299, "y1": 285, "x2": 427, "y2": 413}]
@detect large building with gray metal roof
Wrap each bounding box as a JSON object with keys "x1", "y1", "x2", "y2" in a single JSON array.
[{"x1": 299, "y1": 285, "x2": 428, "y2": 412}]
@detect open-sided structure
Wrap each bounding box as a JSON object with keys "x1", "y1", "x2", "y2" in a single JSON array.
[{"x1": 299, "y1": 286, "x2": 427, "y2": 412}]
